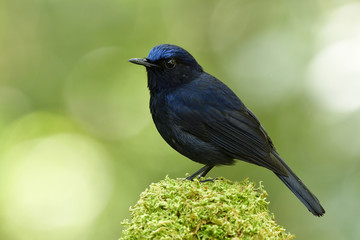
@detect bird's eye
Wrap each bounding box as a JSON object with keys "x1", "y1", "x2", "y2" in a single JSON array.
[{"x1": 165, "y1": 59, "x2": 176, "y2": 69}]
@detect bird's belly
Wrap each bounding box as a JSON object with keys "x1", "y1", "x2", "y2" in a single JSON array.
[{"x1": 154, "y1": 120, "x2": 234, "y2": 166}]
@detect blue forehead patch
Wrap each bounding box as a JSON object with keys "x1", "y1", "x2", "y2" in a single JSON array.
[{"x1": 147, "y1": 44, "x2": 196, "y2": 63}]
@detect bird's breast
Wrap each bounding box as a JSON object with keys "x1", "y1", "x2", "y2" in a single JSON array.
[{"x1": 149, "y1": 91, "x2": 234, "y2": 166}]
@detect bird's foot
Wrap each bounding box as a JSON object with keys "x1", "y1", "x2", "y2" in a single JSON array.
[
  {"x1": 199, "y1": 177, "x2": 218, "y2": 183},
  {"x1": 185, "y1": 174, "x2": 218, "y2": 183}
]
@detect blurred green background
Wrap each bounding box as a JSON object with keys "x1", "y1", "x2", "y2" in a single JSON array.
[{"x1": 1, "y1": 0, "x2": 360, "y2": 239}]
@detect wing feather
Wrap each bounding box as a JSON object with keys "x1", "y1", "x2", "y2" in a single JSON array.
[{"x1": 171, "y1": 91, "x2": 287, "y2": 175}]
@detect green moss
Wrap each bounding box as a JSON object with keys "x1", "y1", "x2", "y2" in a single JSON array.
[{"x1": 120, "y1": 176, "x2": 295, "y2": 240}]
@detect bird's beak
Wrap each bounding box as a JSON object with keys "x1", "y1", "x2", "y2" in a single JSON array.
[{"x1": 128, "y1": 58, "x2": 158, "y2": 68}]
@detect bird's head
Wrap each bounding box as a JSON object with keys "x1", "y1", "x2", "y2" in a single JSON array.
[{"x1": 129, "y1": 44, "x2": 203, "y2": 92}]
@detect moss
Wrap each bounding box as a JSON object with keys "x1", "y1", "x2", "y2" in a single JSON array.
[{"x1": 120, "y1": 176, "x2": 295, "y2": 240}]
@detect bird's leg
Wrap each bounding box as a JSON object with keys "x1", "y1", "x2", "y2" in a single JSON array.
[
  {"x1": 186, "y1": 165, "x2": 214, "y2": 181},
  {"x1": 198, "y1": 165, "x2": 217, "y2": 183},
  {"x1": 198, "y1": 165, "x2": 213, "y2": 178},
  {"x1": 186, "y1": 165, "x2": 209, "y2": 180},
  {"x1": 198, "y1": 165, "x2": 219, "y2": 183}
]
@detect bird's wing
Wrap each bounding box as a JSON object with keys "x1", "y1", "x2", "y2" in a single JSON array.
[{"x1": 172, "y1": 81, "x2": 288, "y2": 175}]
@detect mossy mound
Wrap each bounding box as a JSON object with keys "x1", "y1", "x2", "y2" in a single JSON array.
[{"x1": 120, "y1": 176, "x2": 295, "y2": 240}]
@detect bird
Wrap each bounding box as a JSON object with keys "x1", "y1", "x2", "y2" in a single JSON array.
[{"x1": 129, "y1": 44, "x2": 325, "y2": 216}]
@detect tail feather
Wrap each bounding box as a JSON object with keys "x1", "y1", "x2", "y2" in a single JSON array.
[{"x1": 273, "y1": 153, "x2": 325, "y2": 216}]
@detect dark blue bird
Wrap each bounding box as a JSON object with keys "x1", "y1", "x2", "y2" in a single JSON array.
[{"x1": 129, "y1": 44, "x2": 325, "y2": 216}]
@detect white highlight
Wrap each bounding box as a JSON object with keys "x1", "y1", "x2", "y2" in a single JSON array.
[{"x1": 308, "y1": 3, "x2": 360, "y2": 113}]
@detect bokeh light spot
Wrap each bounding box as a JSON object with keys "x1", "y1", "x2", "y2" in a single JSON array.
[
  {"x1": 0, "y1": 134, "x2": 113, "y2": 237},
  {"x1": 223, "y1": 28, "x2": 305, "y2": 106},
  {"x1": 307, "y1": 3, "x2": 360, "y2": 113}
]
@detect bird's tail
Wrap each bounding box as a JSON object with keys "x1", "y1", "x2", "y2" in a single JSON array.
[{"x1": 273, "y1": 152, "x2": 325, "y2": 216}]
